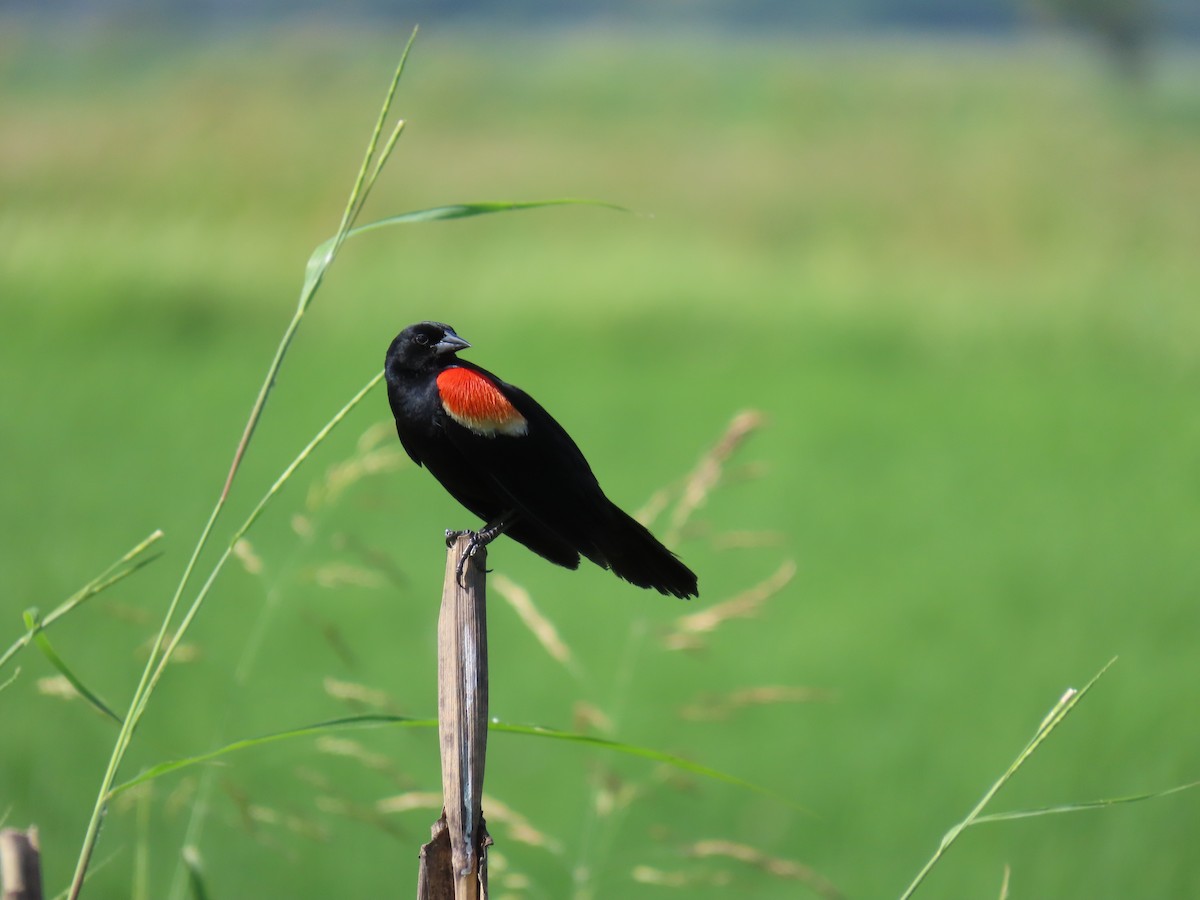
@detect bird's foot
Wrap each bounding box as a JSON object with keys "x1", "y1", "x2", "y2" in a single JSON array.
[
  {"x1": 445, "y1": 529, "x2": 481, "y2": 585},
  {"x1": 445, "y1": 528, "x2": 472, "y2": 548},
  {"x1": 445, "y1": 516, "x2": 513, "y2": 587}
]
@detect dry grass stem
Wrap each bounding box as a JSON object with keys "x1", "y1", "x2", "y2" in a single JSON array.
[
  {"x1": 245, "y1": 805, "x2": 330, "y2": 843},
  {"x1": 492, "y1": 573, "x2": 578, "y2": 674},
  {"x1": 572, "y1": 701, "x2": 614, "y2": 735},
  {"x1": 666, "y1": 410, "x2": 766, "y2": 543},
  {"x1": 322, "y1": 677, "x2": 400, "y2": 712},
  {"x1": 431, "y1": 534, "x2": 491, "y2": 897},
  {"x1": 377, "y1": 792, "x2": 443, "y2": 815},
  {"x1": 0, "y1": 827, "x2": 43, "y2": 900},
  {"x1": 474, "y1": 797, "x2": 560, "y2": 852},
  {"x1": 308, "y1": 562, "x2": 387, "y2": 590},
  {"x1": 36, "y1": 675, "x2": 78, "y2": 701},
  {"x1": 290, "y1": 513, "x2": 315, "y2": 539},
  {"x1": 232, "y1": 539, "x2": 264, "y2": 575},
  {"x1": 685, "y1": 840, "x2": 842, "y2": 898},
  {"x1": 135, "y1": 633, "x2": 201, "y2": 664},
  {"x1": 663, "y1": 560, "x2": 796, "y2": 650},
  {"x1": 710, "y1": 529, "x2": 786, "y2": 550},
  {"x1": 633, "y1": 486, "x2": 673, "y2": 529},
  {"x1": 679, "y1": 685, "x2": 835, "y2": 721},
  {"x1": 379, "y1": 793, "x2": 558, "y2": 852},
  {"x1": 306, "y1": 428, "x2": 406, "y2": 511},
  {"x1": 632, "y1": 865, "x2": 717, "y2": 888},
  {"x1": 314, "y1": 737, "x2": 394, "y2": 771},
  {"x1": 592, "y1": 775, "x2": 639, "y2": 819}
]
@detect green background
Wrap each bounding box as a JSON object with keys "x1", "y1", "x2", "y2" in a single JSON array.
[{"x1": 2, "y1": 23, "x2": 1199, "y2": 898}]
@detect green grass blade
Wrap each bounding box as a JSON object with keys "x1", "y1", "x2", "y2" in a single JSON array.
[
  {"x1": 22, "y1": 611, "x2": 122, "y2": 725},
  {"x1": 130, "y1": 372, "x2": 385, "y2": 730},
  {"x1": 133, "y1": 785, "x2": 152, "y2": 900},
  {"x1": 67, "y1": 38, "x2": 419, "y2": 900},
  {"x1": 973, "y1": 779, "x2": 1200, "y2": 824},
  {"x1": 490, "y1": 720, "x2": 792, "y2": 806},
  {"x1": 109, "y1": 712, "x2": 783, "y2": 807},
  {"x1": 47, "y1": 850, "x2": 121, "y2": 900},
  {"x1": 898, "y1": 658, "x2": 1116, "y2": 900},
  {"x1": 0, "y1": 529, "x2": 163, "y2": 673},
  {"x1": 365, "y1": 117, "x2": 407, "y2": 198},
  {"x1": 354, "y1": 197, "x2": 628, "y2": 227},
  {"x1": 67, "y1": 35, "x2": 626, "y2": 898},
  {"x1": 155, "y1": 373, "x2": 381, "y2": 900},
  {"x1": 223, "y1": 31, "x2": 416, "y2": 505},
  {"x1": 296, "y1": 28, "x2": 417, "y2": 313},
  {"x1": 306, "y1": 198, "x2": 627, "y2": 267},
  {"x1": 333, "y1": 26, "x2": 418, "y2": 248},
  {"x1": 109, "y1": 714, "x2": 435, "y2": 797}
]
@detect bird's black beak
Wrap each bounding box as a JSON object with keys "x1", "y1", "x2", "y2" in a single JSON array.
[{"x1": 434, "y1": 333, "x2": 471, "y2": 355}]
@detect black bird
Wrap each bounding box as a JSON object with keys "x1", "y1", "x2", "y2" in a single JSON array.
[{"x1": 384, "y1": 321, "x2": 698, "y2": 599}]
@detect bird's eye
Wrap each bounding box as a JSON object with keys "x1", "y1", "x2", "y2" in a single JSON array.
[{"x1": 414, "y1": 333, "x2": 429, "y2": 345}]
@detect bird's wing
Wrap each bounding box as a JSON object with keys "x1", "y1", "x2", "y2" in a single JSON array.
[{"x1": 435, "y1": 363, "x2": 608, "y2": 540}]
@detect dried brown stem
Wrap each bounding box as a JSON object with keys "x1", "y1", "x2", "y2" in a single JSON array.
[
  {"x1": 1, "y1": 828, "x2": 43, "y2": 900},
  {"x1": 418, "y1": 535, "x2": 491, "y2": 899}
]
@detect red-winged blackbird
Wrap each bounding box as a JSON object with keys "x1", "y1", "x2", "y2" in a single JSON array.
[{"x1": 385, "y1": 321, "x2": 698, "y2": 599}]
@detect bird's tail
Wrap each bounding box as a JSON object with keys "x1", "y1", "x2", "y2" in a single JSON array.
[{"x1": 590, "y1": 503, "x2": 698, "y2": 599}]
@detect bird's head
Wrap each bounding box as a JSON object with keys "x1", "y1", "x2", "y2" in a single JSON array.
[{"x1": 386, "y1": 322, "x2": 471, "y2": 375}]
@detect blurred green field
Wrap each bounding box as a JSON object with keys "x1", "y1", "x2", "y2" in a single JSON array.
[{"x1": 3, "y1": 22, "x2": 1200, "y2": 899}]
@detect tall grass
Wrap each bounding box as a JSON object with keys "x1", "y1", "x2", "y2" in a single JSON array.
[
  {"x1": 2, "y1": 25, "x2": 1200, "y2": 899},
  {"x1": 59, "y1": 32, "x2": 420, "y2": 898},
  {"x1": 5, "y1": 30, "x2": 626, "y2": 896}
]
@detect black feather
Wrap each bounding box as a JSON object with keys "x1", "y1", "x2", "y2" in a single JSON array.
[{"x1": 384, "y1": 321, "x2": 698, "y2": 599}]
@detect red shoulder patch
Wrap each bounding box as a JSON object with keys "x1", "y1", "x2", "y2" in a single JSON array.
[{"x1": 437, "y1": 367, "x2": 528, "y2": 437}]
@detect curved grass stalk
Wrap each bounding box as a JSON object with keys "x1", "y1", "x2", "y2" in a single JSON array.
[
  {"x1": 66, "y1": 370, "x2": 386, "y2": 899},
  {"x1": 898, "y1": 659, "x2": 1115, "y2": 900},
  {"x1": 0, "y1": 529, "x2": 163, "y2": 674},
  {"x1": 65, "y1": 32, "x2": 418, "y2": 899},
  {"x1": 106, "y1": 714, "x2": 778, "y2": 806},
  {"x1": 23, "y1": 610, "x2": 123, "y2": 725},
  {"x1": 66, "y1": 32, "x2": 623, "y2": 898},
  {"x1": 132, "y1": 371, "x2": 383, "y2": 725},
  {"x1": 159, "y1": 373, "x2": 383, "y2": 900}
]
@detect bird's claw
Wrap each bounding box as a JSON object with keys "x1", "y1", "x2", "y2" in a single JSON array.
[
  {"x1": 454, "y1": 533, "x2": 484, "y2": 587},
  {"x1": 447, "y1": 514, "x2": 513, "y2": 587}
]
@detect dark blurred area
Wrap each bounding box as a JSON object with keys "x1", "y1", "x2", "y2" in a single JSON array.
[{"x1": 8, "y1": 0, "x2": 1200, "y2": 83}]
